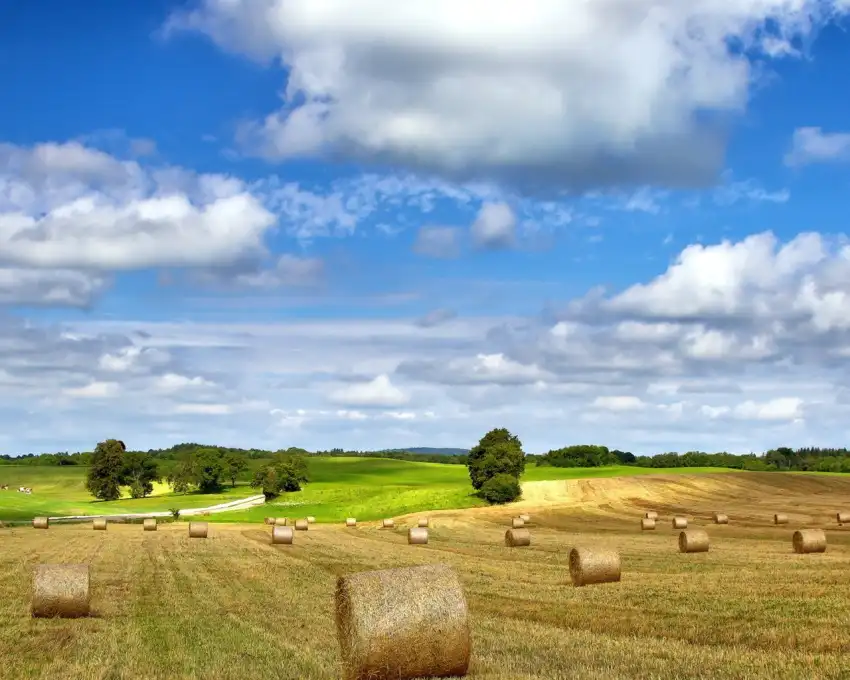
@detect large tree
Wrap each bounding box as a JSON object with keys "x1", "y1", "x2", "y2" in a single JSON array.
[
  {"x1": 466, "y1": 428, "x2": 525, "y2": 491},
  {"x1": 86, "y1": 439, "x2": 126, "y2": 501},
  {"x1": 251, "y1": 454, "x2": 309, "y2": 499},
  {"x1": 122, "y1": 451, "x2": 160, "y2": 498},
  {"x1": 224, "y1": 452, "x2": 247, "y2": 488}
]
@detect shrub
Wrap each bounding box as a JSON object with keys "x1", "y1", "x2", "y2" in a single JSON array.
[
  {"x1": 480, "y1": 473, "x2": 521, "y2": 504},
  {"x1": 169, "y1": 507, "x2": 180, "y2": 519}
]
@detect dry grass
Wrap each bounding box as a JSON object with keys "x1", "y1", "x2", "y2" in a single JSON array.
[{"x1": 3, "y1": 471, "x2": 850, "y2": 678}]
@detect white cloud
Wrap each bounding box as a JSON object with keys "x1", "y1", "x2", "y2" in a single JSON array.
[
  {"x1": 470, "y1": 203, "x2": 516, "y2": 250},
  {"x1": 785, "y1": 127, "x2": 850, "y2": 166},
  {"x1": 413, "y1": 226, "x2": 461, "y2": 258},
  {"x1": 165, "y1": 0, "x2": 848, "y2": 189},
  {"x1": 152, "y1": 373, "x2": 215, "y2": 393},
  {"x1": 0, "y1": 268, "x2": 107, "y2": 307},
  {"x1": 328, "y1": 374, "x2": 410, "y2": 407},
  {"x1": 734, "y1": 397, "x2": 803, "y2": 422},
  {"x1": 63, "y1": 381, "x2": 120, "y2": 399},
  {"x1": 592, "y1": 395, "x2": 646, "y2": 412},
  {"x1": 175, "y1": 403, "x2": 232, "y2": 415}
]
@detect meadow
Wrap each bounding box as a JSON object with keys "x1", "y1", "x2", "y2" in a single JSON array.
[
  {"x1": 0, "y1": 458, "x2": 735, "y2": 523},
  {"x1": 2, "y1": 470, "x2": 850, "y2": 679}
]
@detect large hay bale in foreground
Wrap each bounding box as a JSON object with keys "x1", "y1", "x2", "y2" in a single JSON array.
[
  {"x1": 774, "y1": 513, "x2": 789, "y2": 525},
  {"x1": 679, "y1": 529, "x2": 709, "y2": 553},
  {"x1": 672, "y1": 516, "x2": 688, "y2": 529},
  {"x1": 189, "y1": 522, "x2": 208, "y2": 539},
  {"x1": 645, "y1": 511, "x2": 658, "y2": 520},
  {"x1": 418, "y1": 518, "x2": 429, "y2": 528},
  {"x1": 295, "y1": 519, "x2": 308, "y2": 531},
  {"x1": 569, "y1": 547, "x2": 621, "y2": 587},
  {"x1": 713, "y1": 513, "x2": 729, "y2": 525},
  {"x1": 143, "y1": 518, "x2": 157, "y2": 531},
  {"x1": 641, "y1": 518, "x2": 656, "y2": 531},
  {"x1": 408, "y1": 527, "x2": 428, "y2": 545},
  {"x1": 505, "y1": 528, "x2": 530, "y2": 547},
  {"x1": 793, "y1": 529, "x2": 826, "y2": 554},
  {"x1": 33, "y1": 517, "x2": 48, "y2": 529},
  {"x1": 335, "y1": 563, "x2": 470, "y2": 680},
  {"x1": 511, "y1": 517, "x2": 525, "y2": 529},
  {"x1": 836, "y1": 512, "x2": 850, "y2": 525},
  {"x1": 307, "y1": 516, "x2": 316, "y2": 524},
  {"x1": 31, "y1": 564, "x2": 90, "y2": 618},
  {"x1": 274, "y1": 517, "x2": 288, "y2": 526},
  {"x1": 92, "y1": 518, "x2": 107, "y2": 531},
  {"x1": 382, "y1": 519, "x2": 395, "y2": 529},
  {"x1": 272, "y1": 526, "x2": 294, "y2": 545},
  {"x1": 346, "y1": 518, "x2": 357, "y2": 527}
]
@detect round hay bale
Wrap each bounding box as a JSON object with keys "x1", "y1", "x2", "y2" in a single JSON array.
[
  {"x1": 264, "y1": 517, "x2": 275, "y2": 525},
  {"x1": 641, "y1": 518, "x2": 656, "y2": 531},
  {"x1": 202, "y1": 511, "x2": 210, "y2": 517},
  {"x1": 505, "y1": 528, "x2": 531, "y2": 547},
  {"x1": 92, "y1": 518, "x2": 107, "y2": 531},
  {"x1": 713, "y1": 513, "x2": 729, "y2": 524},
  {"x1": 382, "y1": 518, "x2": 395, "y2": 529},
  {"x1": 346, "y1": 518, "x2": 357, "y2": 527},
  {"x1": 295, "y1": 519, "x2": 309, "y2": 531},
  {"x1": 31, "y1": 564, "x2": 90, "y2": 618},
  {"x1": 335, "y1": 563, "x2": 470, "y2": 680},
  {"x1": 272, "y1": 526, "x2": 294, "y2": 545},
  {"x1": 408, "y1": 527, "x2": 428, "y2": 545},
  {"x1": 836, "y1": 512, "x2": 850, "y2": 525},
  {"x1": 307, "y1": 516, "x2": 316, "y2": 524},
  {"x1": 645, "y1": 511, "x2": 659, "y2": 520},
  {"x1": 569, "y1": 547, "x2": 621, "y2": 587},
  {"x1": 32, "y1": 517, "x2": 49, "y2": 529},
  {"x1": 274, "y1": 517, "x2": 288, "y2": 526},
  {"x1": 417, "y1": 518, "x2": 429, "y2": 528},
  {"x1": 678, "y1": 529, "x2": 709, "y2": 553},
  {"x1": 793, "y1": 529, "x2": 826, "y2": 554},
  {"x1": 143, "y1": 518, "x2": 157, "y2": 531},
  {"x1": 518, "y1": 513, "x2": 531, "y2": 523},
  {"x1": 511, "y1": 517, "x2": 525, "y2": 529},
  {"x1": 774, "y1": 513, "x2": 789, "y2": 525},
  {"x1": 189, "y1": 522, "x2": 208, "y2": 539},
  {"x1": 672, "y1": 516, "x2": 688, "y2": 529}
]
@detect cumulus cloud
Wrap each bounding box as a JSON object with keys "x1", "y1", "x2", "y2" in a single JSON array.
[
  {"x1": 470, "y1": 203, "x2": 516, "y2": 250},
  {"x1": 327, "y1": 374, "x2": 409, "y2": 408},
  {"x1": 0, "y1": 268, "x2": 107, "y2": 307},
  {"x1": 164, "y1": 0, "x2": 849, "y2": 190},
  {"x1": 785, "y1": 127, "x2": 850, "y2": 166}
]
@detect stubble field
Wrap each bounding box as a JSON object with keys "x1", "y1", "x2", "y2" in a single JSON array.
[{"x1": 2, "y1": 471, "x2": 850, "y2": 680}]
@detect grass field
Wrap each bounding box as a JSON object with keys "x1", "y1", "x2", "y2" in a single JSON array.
[
  {"x1": 2, "y1": 470, "x2": 850, "y2": 679},
  {"x1": 0, "y1": 459, "x2": 737, "y2": 523}
]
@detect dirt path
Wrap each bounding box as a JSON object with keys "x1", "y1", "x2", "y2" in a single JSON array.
[{"x1": 46, "y1": 494, "x2": 266, "y2": 522}]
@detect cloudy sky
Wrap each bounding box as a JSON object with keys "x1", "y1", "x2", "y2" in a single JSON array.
[{"x1": 2, "y1": 1, "x2": 850, "y2": 456}]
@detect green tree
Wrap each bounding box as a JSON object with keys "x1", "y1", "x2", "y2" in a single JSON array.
[
  {"x1": 122, "y1": 452, "x2": 160, "y2": 498},
  {"x1": 466, "y1": 428, "x2": 525, "y2": 491},
  {"x1": 193, "y1": 448, "x2": 226, "y2": 493},
  {"x1": 224, "y1": 452, "x2": 248, "y2": 488},
  {"x1": 251, "y1": 454, "x2": 310, "y2": 499},
  {"x1": 166, "y1": 457, "x2": 195, "y2": 494},
  {"x1": 86, "y1": 439, "x2": 126, "y2": 501},
  {"x1": 480, "y1": 473, "x2": 522, "y2": 504}
]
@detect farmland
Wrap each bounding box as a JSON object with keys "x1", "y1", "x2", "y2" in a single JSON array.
[{"x1": 2, "y1": 468, "x2": 850, "y2": 679}]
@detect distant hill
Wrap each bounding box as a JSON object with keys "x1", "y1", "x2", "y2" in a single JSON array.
[{"x1": 402, "y1": 447, "x2": 469, "y2": 456}]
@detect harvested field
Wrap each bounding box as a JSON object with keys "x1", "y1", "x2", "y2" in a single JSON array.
[{"x1": 0, "y1": 471, "x2": 850, "y2": 679}]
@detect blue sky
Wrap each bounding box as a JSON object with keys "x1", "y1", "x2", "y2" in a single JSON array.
[{"x1": 2, "y1": 0, "x2": 850, "y2": 456}]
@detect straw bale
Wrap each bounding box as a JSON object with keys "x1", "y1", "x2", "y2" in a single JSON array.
[
  {"x1": 408, "y1": 527, "x2": 428, "y2": 545},
  {"x1": 774, "y1": 513, "x2": 789, "y2": 525},
  {"x1": 346, "y1": 518, "x2": 357, "y2": 527},
  {"x1": 511, "y1": 517, "x2": 525, "y2": 529},
  {"x1": 275, "y1": 517, "x2": 288, "y2": 526},
  {"x1": 382, "y1": 519, "x2": 395, "y2": 529},
  {"x1": 189, "y1": 522, "x2": 208, "y2": 539},
  {"x1": 307, "y1": 516, "x2": 316, "y2": 523},
  {"x1": 518, "y1": 514, "x2": 531, "y2": 523},
  {"x1": 644, "y1": 511, "x2": 658, "y2": 520},
  {"x1": 672, "y1": 516, "x2": 688, "y2": 529},
  {"x1": 713, "y1": 513, "x2": 729, "y2": 524},
  {"x1": 569, "y1": 547, "x2": 621, "y2": 587},
  {"x1": 31, "y1": 564, "x2": 90, "y2": 618},
  {"x1": 505, "y1": 528, "x2": 531, "y2": 547},
  {"x1": 295, "y1": 519, "x2": 309, "y2": 531},
  {"x1": 272, "y1": 526, "x2": 294, "y2": 545},
  {"x1": 641, "y1": 518, "x2": 656, "y2": 531},
  {"x1": 264, "y1": 517, "x2": 275, "y2": 525},
  {"x1": 92, "y1": 518, "x2": 107, "y2": 531},
  {"x1": 417, "y1": 518, "x2": 429, "y2": 528},
  {"x1": 793, "y1": 529, "x2": 827, "y2": 554},
  {"x1": 143, "y1": 518, "x2": 157, "y2": 531},
  {"x1": 33, "y1": 517, "x2": 49, "y2": 529},
  {"x1": 335, "y1": 563, "x2": 470, "y2": 680},
  {"x1": 678, "y1": 529, "x2": 709, "y2": 553},
  {"x1": 836, "y1": 512, "x2": 850, "y2": 524}
]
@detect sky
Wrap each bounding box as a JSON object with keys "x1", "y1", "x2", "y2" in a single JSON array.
[{"x1": 2, "y1": 1, "x2": 850, "y2": 456}]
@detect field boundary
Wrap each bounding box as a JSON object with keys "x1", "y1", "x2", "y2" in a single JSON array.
[{"x1": 44, "y1": 494, "x2": 266, "y2": 522}]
